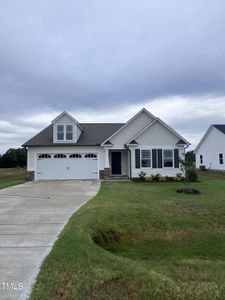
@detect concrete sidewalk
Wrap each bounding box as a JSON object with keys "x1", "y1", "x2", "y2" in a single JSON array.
[{"x1": 0, "y1": 180, "x2": 100, "y2": 300}]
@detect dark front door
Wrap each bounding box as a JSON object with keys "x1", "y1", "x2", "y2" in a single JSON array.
[{"x1": 111, "y1": 152, "x2": 122, "y2": 175}]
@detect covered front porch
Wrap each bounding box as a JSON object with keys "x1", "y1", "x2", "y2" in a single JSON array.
[{"x1": 100, "y1": 148, "x2": 130, "y2": 179}]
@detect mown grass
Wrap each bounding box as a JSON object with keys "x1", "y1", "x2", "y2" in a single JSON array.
[
  {"x1": 0, "y1": 168, "x2": 27, "y2": 189},
  {"x1": 30, "y1": 171, "x2": 225, "y2": 300}
]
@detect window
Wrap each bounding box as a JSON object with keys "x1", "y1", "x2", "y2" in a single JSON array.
[
  {"x1": 56, "y1": 125, "x2": 74, "y2": 141},
  {"x1": 200, "y1": 155, "x2": 203, "y2": 164},
  {"x1": 69, "y1": 154, "x2": 82, "y2": 158},
  {"x1": 66, "y1": 125, "x2": 73, "y2": 140},
  {"x1": 57, "y1": 125, "x2": 64, "y2": 140},
  {"x1": 163, "y1": 150, "x2": 173, "y2": 167},
  {"x1": 219, "y1": 153, "x2": 224, "y2": 164},
  {"x1": 54, "y1": 154, "x2": 67, "y2": 158},
  {"x1": 38, "y1": 154, "x2": 51, "y2": 159},
  {"x1": 141, "y1": 150, "x2": 151, "y2": 168},
  {"x1": 84, "y1": 154, "x2": 97, "y2": 158}
]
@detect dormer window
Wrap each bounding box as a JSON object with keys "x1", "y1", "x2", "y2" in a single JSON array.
[
  {"x1": 57, "y1": 125, "x2": 64, "y2": 140},
  {"x1": 52, "y1": 111, "x2": 82, "y2": 143},
  {"x1": 56, "y1": 125, "x2": 74, "y2": 141},
  {"x1": 66, "y1": 125, "x2": 73, "y2": 140}
]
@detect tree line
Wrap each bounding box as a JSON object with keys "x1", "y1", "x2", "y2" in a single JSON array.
[{"x1": 0, "y1": 148, "x2": 27, "y2": 168}]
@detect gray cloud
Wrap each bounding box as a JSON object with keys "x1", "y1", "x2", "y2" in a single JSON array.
[{"x1": 0, "y1": 0, "x2": 225, "y2": 152}]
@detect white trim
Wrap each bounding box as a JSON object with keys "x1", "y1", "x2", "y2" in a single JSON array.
[
  {"x1": 162, "y1": 149, "x2": 174, "y2": 169},
  {"x1": 55, "y1": 124, "x2": 75, "y2": 143},
  {"x1": 126, "y1": 118, "x2": 190, "y2": 146},
  {"x1": 195, "y1": 125, "x2": 213, "y2": 152},
  {"x1": 51, "y1": 111, "x2": 83, "y2": 131},
  {"x1": 140, "y1": 149, "x2": 152, "y2": 169},
  {"x1": 137, "y1": 146, "x2": 178, "y2": 169},
  {"x1": 101, "y1": 108, "x2": 156, "y2": 146}
]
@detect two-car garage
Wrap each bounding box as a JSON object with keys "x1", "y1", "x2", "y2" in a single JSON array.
[{"x1": 36, "y1": 153, "x2": 98, "y2": 180}]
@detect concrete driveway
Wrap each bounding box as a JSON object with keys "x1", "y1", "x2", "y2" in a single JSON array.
[{"x1": 0, "y1": 180, "x2": 100, "y2": 300}]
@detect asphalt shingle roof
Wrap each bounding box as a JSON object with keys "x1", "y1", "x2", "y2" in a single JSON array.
[
  {"x1": 213, "y1": 124, "x2": 225, "y2": 135},
  {"x1": 23, "y1": 123, "x2": 125, "y2": 147}
]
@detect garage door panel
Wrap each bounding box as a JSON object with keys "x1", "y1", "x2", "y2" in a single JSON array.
[{"x1": 36, "y1": 155, "x2": 98, "y2": 180}]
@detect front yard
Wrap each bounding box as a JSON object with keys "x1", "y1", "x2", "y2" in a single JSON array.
[
  {"x1": 0, "y1": 168, "x2": 27, "y2": 189},
  {"x1": 31, "y1": 172, "x2": 225, "y2": 300}
]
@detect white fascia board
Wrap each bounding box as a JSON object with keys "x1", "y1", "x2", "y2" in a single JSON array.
[
  {"x1": 157, "y1": 118, "x2": 190, "y2": 146},
  {"x1": 101, "y1": 108, "x2": 156, "y2": 146},
  {"x1": 126, "y1": 118, "x2": 190, "y2": 146},
  {"x1": 194, "y1": 125, "x2": 213, "y2": 153},
  {"x1": 52, "y1": 111, "x2": 83, "y2": 131},
  {"x1": 126, "y1": 119, "x2": 157, "y2": 144}
]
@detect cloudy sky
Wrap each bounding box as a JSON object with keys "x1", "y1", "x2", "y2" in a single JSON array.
[{"x1": 0, "y1": 0, "x2": 225, "y2": 154}]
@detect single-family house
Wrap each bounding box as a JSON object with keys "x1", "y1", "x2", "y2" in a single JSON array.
[
  {"x1": 195, "y1": 125, "x2": 225, "y2": 171},
  {"x1": 23, "y1": 108, "x2": 190, "y2": 180}
]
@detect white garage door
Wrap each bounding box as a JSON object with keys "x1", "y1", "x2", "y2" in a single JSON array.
[{"x1": 36, "y1": 153, "x2": 98, "y2": 180}]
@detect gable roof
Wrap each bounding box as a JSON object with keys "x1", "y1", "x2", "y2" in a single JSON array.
[
  {"x1": 195, "y1": 124, "x2": 225, "y2": 152},
  {"x1": 101, "y1": 108, "x2": 156, "y2": 145},
  {"x1": 52, "y1": 111, "x2": 83, "y2": 131},
  {"x1": 213, "y1": 124, "x2": 225, "y2": 135},
  {"x1": 126, "y1": 118, "x2": 190, "y2": 146},
  {"x1": 23, "y1": 123, "x2": 124, "y2": 147}
]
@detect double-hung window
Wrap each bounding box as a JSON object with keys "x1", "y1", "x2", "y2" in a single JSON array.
[
  {"x1": 66, "y1": 125, "x2": 73, "y2": 140},
  {"x1": 57, "y1": 125, "x2": 64, "y2": 140},
  {"x1": 219, "y1": 153, "x2": 224, "y2": 164},
  {"x1": 141, "y1": 150, "x2": 151, "y2": 168},
  {"x1": 57, "y1": 125, "x2": 73, "y2": 141},
  {"x1": 200, "y1": 155, "x2": 203, "y2": 164},
  {"x1": 163, "y1": 150, "x2": 173, "y2": 167}
]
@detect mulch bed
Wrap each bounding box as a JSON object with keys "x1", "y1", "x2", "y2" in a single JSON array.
[{"x1": 176, "y1": 188, "x2": 200, "y2": 194}]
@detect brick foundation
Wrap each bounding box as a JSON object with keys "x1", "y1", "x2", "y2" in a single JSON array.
[
  {"x1": 99, "y1": 168, "x2": 111, "y2": 179},
  {"x1": 27, "y1": 171, "x2": 35, "y2": 181}
]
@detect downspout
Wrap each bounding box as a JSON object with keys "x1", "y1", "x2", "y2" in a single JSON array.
[{"x1": 125, "y1": 144, "x2": 132, "y2": 179}]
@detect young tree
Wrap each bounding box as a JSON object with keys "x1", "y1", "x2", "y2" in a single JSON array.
[{"x1": 180, "y1": 159, "x2": 198, "y2": 187}]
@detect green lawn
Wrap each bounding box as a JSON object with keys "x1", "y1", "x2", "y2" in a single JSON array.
[
  {"x1": 0, "y1": 168, "x2": 27, "y2": 189},
  {"x1": 30, "y1": 172, "x2": 225, "y2": 300}
]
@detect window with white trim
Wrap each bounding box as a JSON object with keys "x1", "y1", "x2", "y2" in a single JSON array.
[
  {"x1": 56, "y1": 125, "x2": 74, "y2": 141},
  {"x1": 219, "y1": 153, "x2": 223, "y2": 164},
  {"x1": 200, "y1": 155, "x2": 203, "y2": 164},
  {"x1": 66, "y1": 125, "x2": 73, "y2": 140},
  {"x1": 163, "y1": 150, "x2": 173, "y2": 167},
  {"x1": 141, "y1": 150, "x2": 151, "y2": 168},
  {"x1": 57, "y1": 125, "x2": 64, "y2": 140}
]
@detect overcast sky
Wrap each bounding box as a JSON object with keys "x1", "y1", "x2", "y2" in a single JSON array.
[{"x1": 0, "y1": 0, "x2": 225, "y2": 154}]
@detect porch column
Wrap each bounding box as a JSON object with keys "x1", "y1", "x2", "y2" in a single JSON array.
[{"x1": 104, "y1": 148, "x2": 110, "y2": 168}]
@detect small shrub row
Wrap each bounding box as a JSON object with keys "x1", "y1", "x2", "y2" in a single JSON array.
[
  {"x1": 138, "y1": 166, "x2": 198, "y2": 183},
  {"x1": 138, "y1": 172, "x2": 183, "y2": 183}
]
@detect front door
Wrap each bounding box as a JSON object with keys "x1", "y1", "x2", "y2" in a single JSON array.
[{"x1": 111, "y1": 152, "x2": 122, "y2": 175}]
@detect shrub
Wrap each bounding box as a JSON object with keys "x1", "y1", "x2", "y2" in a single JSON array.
[
  {"x1": 176, "y1": 173, "x2": 183, "y2": 178},
  {"x1": 186, "y1": 167, "x2": 198, "y2": 182},
  {"x1": 145, "y1": 176, "x2": 153, "y2": 182},
  {"x1": 166, "y1": 176, "x2": 174, "y2": 182},
  {"x1": 159, "y1": 177, "x2": 167, "y2": 182},
  {"x1": 138, "y1": 171, "x2": 146, "y2": 181},
  {"x1": 174, "y1": 176, "x2": 182, "y2": 182},
  {"x1": 151, "y1": 174, "x2": 161, "y2": 182}
]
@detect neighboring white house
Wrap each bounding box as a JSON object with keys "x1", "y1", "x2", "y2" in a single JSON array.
[
  {"x1": 23, "y1": 108, "x2": 190, "y2": 180},
  {"x1": 195, "y1": 125, "x2": 225, "y2": 171}
]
